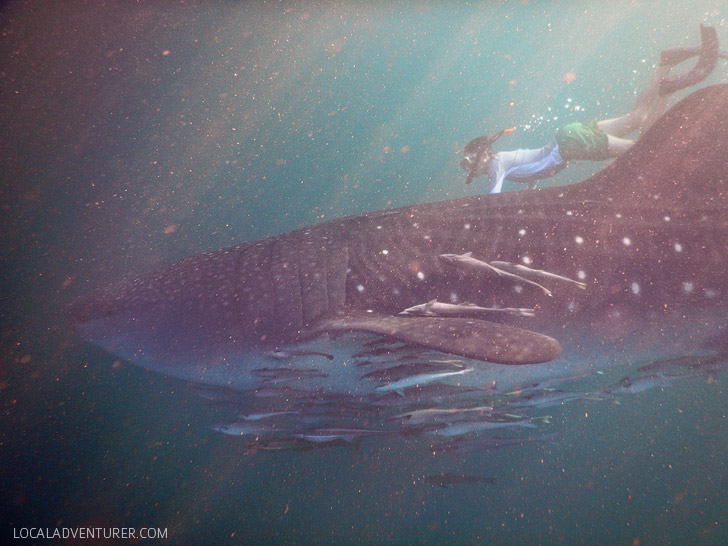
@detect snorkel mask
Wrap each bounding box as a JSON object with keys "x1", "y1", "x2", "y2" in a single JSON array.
[{"x1": 461, "y1": 127, "x2": 514, "y2": 183}]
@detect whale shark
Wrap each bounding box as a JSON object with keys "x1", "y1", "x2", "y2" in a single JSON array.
[{"x1": 68, "y1": 85, "x2": 728, "y2": 438}]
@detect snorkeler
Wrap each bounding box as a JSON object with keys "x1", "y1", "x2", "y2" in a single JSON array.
[{"x1": 461, "y1": 24, "x2": 724, "y2": 193}]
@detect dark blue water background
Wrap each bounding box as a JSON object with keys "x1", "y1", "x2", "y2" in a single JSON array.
[{"x1": 2, "y1": 1, "x2": 727, "y2": 544}]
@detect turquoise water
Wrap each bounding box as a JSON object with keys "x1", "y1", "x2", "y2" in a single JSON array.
[{"x1": 2, "y1": 1, "x2": 728, "y2": 544}]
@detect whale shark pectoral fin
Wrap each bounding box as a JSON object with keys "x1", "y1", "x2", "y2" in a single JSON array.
[{"x1": 313, "y1": 312, "x2": 561, "y2": 365}]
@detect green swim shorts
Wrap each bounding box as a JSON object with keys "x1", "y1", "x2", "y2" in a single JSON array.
[{"x1": 555, "y1": 120, "x2": 611, "y2": 161}]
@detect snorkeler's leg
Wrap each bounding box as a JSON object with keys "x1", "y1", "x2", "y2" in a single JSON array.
[
  {"x1": 597, "y1": 65, "x2": 672, "y2": 137},
  {"x1": 637, "y1": 92, "x2": 671, "y2": 133},
  {"x1": 605, "y1": 134, "x2": 635, "y2": 157}
]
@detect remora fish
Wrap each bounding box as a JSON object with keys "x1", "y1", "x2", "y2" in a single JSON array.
[
  {"x1": 399, "y1": 299, "x2": 535, "y2": 318},
  {"x1": 439, "y1": 252, "x2": 553, "y2": 297},
  {"x1": 489, "y1": 261, "x2": 587, "y2": 290},
  {"x1": 68, "y1": 85, "x2": 728, "y2": 399}
]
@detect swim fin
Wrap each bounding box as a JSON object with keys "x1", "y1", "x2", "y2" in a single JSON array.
[
  {"x1": 660, "y1": 24, "x2": 720, "y2": 95},
  {"x1": 660, "y1": 46, "x2": 701, "y2": 67},
  {"x1": 661, "y1": 46, "x2": 728, "y2": 67}
]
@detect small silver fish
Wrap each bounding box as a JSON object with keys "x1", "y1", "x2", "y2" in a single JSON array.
[
  {"x1": 375, "y1": 368, "x2": 473, "y2": 393},
  {"x1": 425, "y1": 472, "x2": 496, "y2": 488},
  {"x1": 395, "y1": 405, "x2": 494, "y2": 425},
  {"x1": 291, "y1": 427, "x2": 386, "y2": 444}
]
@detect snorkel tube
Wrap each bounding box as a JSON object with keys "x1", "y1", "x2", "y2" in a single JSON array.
[{"x1": 463, "y1": 127, "x2": 514, "y2": 184}]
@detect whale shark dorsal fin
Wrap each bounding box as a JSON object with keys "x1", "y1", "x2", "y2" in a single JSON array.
[
  {"x1": 570, "y1": 84, "x2": 728, "y2": 207},
  {"x1": 315, "y1": 312, "x2": 561, "y2": 365}
]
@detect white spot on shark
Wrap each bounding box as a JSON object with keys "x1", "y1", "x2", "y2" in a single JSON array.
[
  {"x1": 631, "y1": 282, "x2": 640, "y2": 295},
  {"x1": 518, "y1": 229, "x2": 526, "y2": 236},
  {"x1": 575, "y1": 236, "x2": 584, "y2": 245},
  {"x1": 417, "y1": 271, "x2": 425, "y2": 280},
  {"x1": 522, "y1": 256, "x2": 532, "y2": 265},
  {"x1": 682, "y1": 281, "x2": 694, "y2": 293},
  {"x1": 622, "y1": 237, "x2": 632, "y2": 246},
  {"x1": 577, "y1": 270, "x2": 586, "y2": 280},
  {"x1": 450, "y1": 292, "x2": 459, "y2": 303},
  {"x1": 673, "y1": 243, "x2": 683, "y2": 252},
  {"x1": 381, "y1": 249, "x2": 389, "y2": 255},
  {"x1": 464, "y1": 223, "x2": 471, "y2": 230},
  {"x1": 357, "y1": 284, "x2": 365, "y2": 293}
]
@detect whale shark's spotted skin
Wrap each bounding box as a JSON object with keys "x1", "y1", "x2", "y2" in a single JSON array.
[{"x1": 69, "y1": 86, "x2": 728, "y2": 448}]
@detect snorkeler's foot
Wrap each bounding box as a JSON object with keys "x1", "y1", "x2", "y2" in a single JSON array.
[{"x1": 659, "y1": 24, "x2": 720, "y2": 95}]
